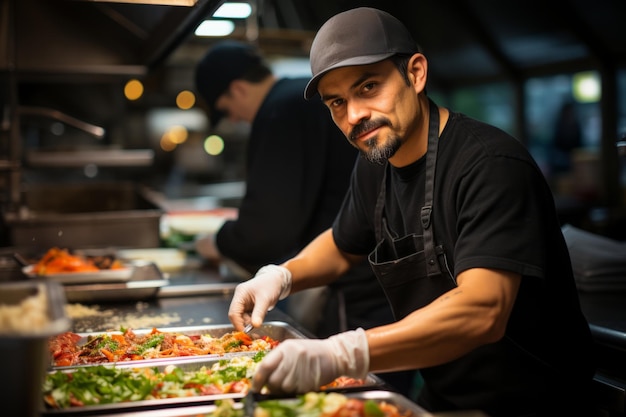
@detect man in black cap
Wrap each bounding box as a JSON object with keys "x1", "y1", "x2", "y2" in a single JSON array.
[
  {"x1": 227, "y1": 7, "x2": 596, "y2": 416},
  {"x1": 193, "y1": 40, "x2": 352, "y2": 280},
  {"x1": 194, "y1": 40, "x2": 417, "y2": 396}
]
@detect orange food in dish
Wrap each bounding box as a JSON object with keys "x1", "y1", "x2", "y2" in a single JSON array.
[
  {"x1": 32, "y1": 247, "x2": 124, "y2": 275},
  {"x1": 49, "y1": 327, "x2": 281, "y2": 367}
]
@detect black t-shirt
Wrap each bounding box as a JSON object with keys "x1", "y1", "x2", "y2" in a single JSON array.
[
  {"x1": 333, "y1": 111, "x2": 596, "y2": 415},
  {"x1": 217, "y1": 77, "x2": 355, "y2": 271}
]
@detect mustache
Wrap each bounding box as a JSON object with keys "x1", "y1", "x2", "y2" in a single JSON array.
[{"x1": 349, "y1": 118, "x2": 390, "y2": 142}]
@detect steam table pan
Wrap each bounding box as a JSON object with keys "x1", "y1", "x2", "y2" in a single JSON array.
[
  {"x1": 51, "y1": 321, "x2": 309, "y2": 370},
  {"x1": 54, "y1": 391, "x2": 433, "y2": 417},
  {"x1": 41, "y1": 356, "x2": 386, "y2": 416}
]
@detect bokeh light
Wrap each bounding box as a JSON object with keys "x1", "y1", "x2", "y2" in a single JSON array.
[
  {"x1": 204, "y1": 135, "x2": 224, "y2": 155},
  {"x1": 124, "y1": 79, "x2": 144, "y2": 101},
  {"x1": 176, "y1": 90, "x2": 196, "y2": 110}
]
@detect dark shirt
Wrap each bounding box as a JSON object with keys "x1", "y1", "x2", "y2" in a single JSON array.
[
  {"x1": 333, "y1": 110, "x2": 596, "y2": 415},
  {"x1": 216, "y1": 78, "x2": 356, "y2": 272}
]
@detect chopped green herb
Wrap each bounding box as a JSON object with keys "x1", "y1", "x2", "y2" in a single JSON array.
[{"x1": 134, "y1": 334, "x2": 165, "y2": 354}]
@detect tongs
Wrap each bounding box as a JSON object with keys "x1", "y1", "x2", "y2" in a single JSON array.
[
  {"x1": 243, "y1": 390, "x2": 255, "y2": 417},
  {"x1": 243, "y1": 322, "x2": 257, "y2": 416}
]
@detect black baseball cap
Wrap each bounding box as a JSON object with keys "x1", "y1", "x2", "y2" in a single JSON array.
[
  {"x1": 304, "y1": 7, "x2": 419, "y2": 100},
  {"x1": 195, "y1": 40, "x2": 264, "y2": 127}
]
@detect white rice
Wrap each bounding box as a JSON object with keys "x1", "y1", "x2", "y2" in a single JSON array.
[{"x1": 0, "y1": 290, "x2": 50, "y2": 334}]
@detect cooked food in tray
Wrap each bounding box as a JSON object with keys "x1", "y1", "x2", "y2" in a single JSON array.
[
  {"x1": 49, "y1": 327, "x2": 280, "y2": 367},
  {"x1": 53, "y1": 391, "x2": 428, "y2": 417},
  {"x1": 23, "y1": 247, "x2": 133, "y2": 284},
  {"x1": 212, "y1": 391, "x2": 419, "y2": 417},
  {"x1": 42, "y1": 355, "x2": 377, "y2": 413},
  {"x1": 31, "y1": 247, "x2": 126, "y2": 274},
  {"x1": 43, "y1": 353, "x2": 263, "y2": 410}
]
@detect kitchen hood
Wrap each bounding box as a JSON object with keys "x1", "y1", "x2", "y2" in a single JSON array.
[{"x1": 0, "y1": 0, "x2": 224, "y2": 79}]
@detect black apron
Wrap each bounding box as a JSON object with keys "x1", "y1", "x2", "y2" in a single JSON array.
[
  {"x1": 365, "y1": 100, "x2": 590, "y2": 415},
  {"x1": 368, "y1": 99, "x2": 456, "y2": 320}
]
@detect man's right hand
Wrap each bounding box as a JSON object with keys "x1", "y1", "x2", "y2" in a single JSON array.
[{"x1": 228, "y1": 264, "x2": 292, "y2": 330}]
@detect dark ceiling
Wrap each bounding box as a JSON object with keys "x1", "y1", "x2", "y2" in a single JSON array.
[
  {"x1": 179, "y1": 0, "x2": 626, "y2": 92},
  {"x1": 5, "y1": 0, "x2": 625, "y2": 89},
  {"x1": 2, "y1": 0, "x2": 625, "y2": 204}
]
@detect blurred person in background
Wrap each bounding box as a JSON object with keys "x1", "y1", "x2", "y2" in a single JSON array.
[
  {"x1": 194, "y1": 40, "x2": 418, "y2": 398},
  {"x1": 551, "y1": 100, "x2": 582, "y2": 176}
]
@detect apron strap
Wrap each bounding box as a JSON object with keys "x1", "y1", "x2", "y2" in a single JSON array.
[
  {"x1": 423, "y1": 98, "x2": 444, "y2": 277},
  {"x1": 373, "y1": 166, "x2": 388, "y2": 244},
  {"x1": 373, "y1": 98, "x2": 447, "y2": 278}
]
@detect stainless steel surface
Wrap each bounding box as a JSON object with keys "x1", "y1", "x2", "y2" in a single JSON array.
[
  {"x1": 0, "y1": 281, "x2": 70, "y2": 417},
  {"x1": 76, "y1": 403, "x2": 239, "y2": 417},
  {"x1": 60, "y1": 261, "x2": 169, "y2": 303},
  {"x1": 243, "y1": 323, "x2": 254, "y2": 334},
  {"x1": 22, "y1": 264, "x2": 135, "y2": 284},
  {"x1": 64, "y1": 279, "x2": 170, "y2": 303},
  {"x1": 26, "y1": 149, "x2": 154, "y2": 168},
  {"x1": 3, "y1": 182, "x2": 163, "y2": 249},
  {"x1": 158, "y1": 282, "x2": 238, "y2": 297}
]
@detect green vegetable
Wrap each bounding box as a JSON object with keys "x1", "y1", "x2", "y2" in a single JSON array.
[
  {"x1": 43, "y1": 358, "x2": 258, "y2": 410},
  {"x1": 134, "y1": 334, "x2": 165, "y2": 354},
  {"x1": 42, "y1": 365, "x2": 157, "y2": 408},
  {"x1": 255, "y1": 400, "x2": 298, "y2": 417},
  {"x1": 364, "y1": 399, "x2": 385, "y2": 417},
  {"x1": 213, "y1": 399, "x2": 244, "y2": 417},
  {"x1": 212, "y1": 365, "x2": 248, "y2": 383},
  {"x1": 93, "y1": 335, "x2": 119, "y2": 353},
  {"x1": 224, "y1": 340, "x2": 243, "y2": 350}
]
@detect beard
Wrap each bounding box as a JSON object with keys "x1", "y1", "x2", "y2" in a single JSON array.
[{"x1": 349, "y1": 118, "x2": 402, "y2": 165}]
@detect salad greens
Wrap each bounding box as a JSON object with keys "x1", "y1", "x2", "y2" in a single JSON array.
[{"x1": 43, "y1": 354, "x2": 265, "y2": 409}]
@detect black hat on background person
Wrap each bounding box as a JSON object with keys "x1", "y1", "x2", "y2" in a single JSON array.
[
  {"x1": 195, "y1": 40, "x2": 264, "y2": 127},
  {"x1": 304, "y1": 7, "x2": 420, "y2": 100}
]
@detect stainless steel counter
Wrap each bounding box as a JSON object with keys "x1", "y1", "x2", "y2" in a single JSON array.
[{"x1": 68, "y1": 269, "x2": 305, "y2": 335}]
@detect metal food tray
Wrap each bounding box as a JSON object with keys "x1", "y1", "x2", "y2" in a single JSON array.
[
  {"x1": 22, "y1": 263, "x2": 135, "y2": 284},
  {"x1": 61, "y1": 261, "x2": 169, "y2": 303},
  {"x1": 58, "y1": 390, "x2": 432, "y2": 417},
  {"x1": 51, "y1": 321, "x2": 308, "y2": 369},
  {"x1": 42, "y1": 356, "x2": 386, "y2": 416}
]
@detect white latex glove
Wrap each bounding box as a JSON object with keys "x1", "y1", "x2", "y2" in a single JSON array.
[
  {"x1": 228, "y1": 264, "x2": 292, "y2": 330},
  {"x1": 251, "y1": 328, "x2": 369, "y2": 393}
]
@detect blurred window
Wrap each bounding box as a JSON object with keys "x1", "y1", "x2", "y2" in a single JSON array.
[
  {"x1": 446, "y1": 83, "x2": 516, "y2": 136},
  {"x1": 525, "y1": 72, "x2": 601, "y2": 183}
]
